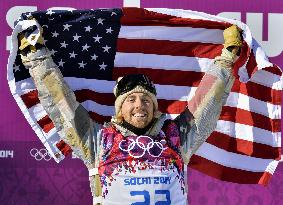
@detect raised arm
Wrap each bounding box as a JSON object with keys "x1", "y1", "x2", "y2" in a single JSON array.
[
  {"x1": 19, "y1": 29, "x2": 101, "y2": 168},
  {"x1": 174, "y1": 25, "x2": 242, "y2": 164}
]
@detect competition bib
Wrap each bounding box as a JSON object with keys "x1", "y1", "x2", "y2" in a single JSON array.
[
  {"x1": 99, "y1": 129, "x2": 187, "y2": 205},
  {"x1": 103, "y1": 166, "x2": 187, "y2": 205}
]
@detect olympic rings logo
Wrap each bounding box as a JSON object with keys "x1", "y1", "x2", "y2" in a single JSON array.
[
  {"x1": 30, "y1": 148, "x2": 52, "y2": 161},
  {"x1": 119, "y1": 136, "x2": 167, "y2": 158}
]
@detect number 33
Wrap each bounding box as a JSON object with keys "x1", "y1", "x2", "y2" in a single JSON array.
[{"x1": 130, "y1": 190, "x2": 171, "y2": 205}]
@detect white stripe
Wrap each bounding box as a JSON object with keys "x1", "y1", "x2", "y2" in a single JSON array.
[
  {"x1": 123, "y1": 0, "x2": 140, "y2": 7},
  {"x1": 81, "y1": 100, "x2": 114, "y2": 116},
  {"x1": 145, "y1": 8, "x2": 253, "y2": 52},
  {"x1": 146, "y1": 8, "x2": 249, "y2": 38},
  {"x1": 66, "y1": 78, "x2": 280, "y2": 120},
  {"x1": 196, "y1": 142, "x2": 279, "y2": 172},
  {"x1": 119, "y1": 26, "x2": 224, "y2": 44},
  {"x1": 15, "y1": 69, "x2": 280, "y2": 99},
  {"x1": 114, "y1": 53, "x2": 281, "y2": 90},
  {"x1": 66, "y1": 78, "x2": 115, "y2": 93},
  {"x1": 225, "y1": 93, "x2": 281, "y2": 120},
  {"x1": 29, "y1": 103, "x2": 48, "y2": 122},
  {"x1": 14, "y1": 78, "x2": 36, "y2": 95},
  {"x1": 253, "y1": 43, "x2": 273, "y2": 69},
  {"x1": 65, "y1": 77, "x2": 196, "y2": 101},
  {"x1": 114, "y1": 52, "x2": 214, "y2": 72},
  {"x1": 250, "y1": 70, "x2": 282, "y2": 91},
  {"x1": 215, "y1": 120, "x2": 281, "y2": 148},
  {"x1": 146, "y1": 8, "x2": 229, "y2": 21},
  {"x1": 22, "y1": 77, "x2": 280, "y2": 120}
]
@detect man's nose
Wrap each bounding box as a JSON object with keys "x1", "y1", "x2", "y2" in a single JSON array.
[{"x1": 134, "y1": 98, "x2": 144, "y2": 108}]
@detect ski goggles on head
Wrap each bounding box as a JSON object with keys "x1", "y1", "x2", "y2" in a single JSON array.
[{"x1": 115, "y1": 74, "x2": 157, "y2": 97}]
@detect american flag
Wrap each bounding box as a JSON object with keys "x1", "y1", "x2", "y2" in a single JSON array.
[{"x1": 8, "y1": 8, "x2": 282, "y2": 185}]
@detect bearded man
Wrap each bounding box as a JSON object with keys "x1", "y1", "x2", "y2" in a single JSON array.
[{"x1": 19, "y1": 24, "x2": 242, "y2": 205}]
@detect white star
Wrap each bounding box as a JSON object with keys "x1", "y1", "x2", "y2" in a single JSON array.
[
  {"x1": 73, "y1": 33, "x2": 81, "y2": 42},
  {"x1": 93, "y1": 35, "x2": 102, "y2": 43},
  {"x1": 91, "y1": 54, "x2": 98, "y2": 60},
  {"x1": 51, "y1": 31, "x2": 59, "y2": 38},
  {"x1": 97, "y1": 18, "x2": 104, "y2": 25},
  {"x1": 99, "y1": 62, "x2": 107, "y2": 70},
  {"x1": 102, "y1": 45, "x2": 111, "y2": 53},
  {"x1": 106, "y1": 27, "x2": 113, "y2": 34},
  {"x1": 111, "y1": 12, "x2": 117, "y2": 16},
  {"x1": 63, "y1": 24, "x2": 72, "y2": 31},
  {"x1": 14, "y1": 65, "x2": 20, "y2": 72},
  {"x1": 82, "y1": 43, "x2": 90, "y2": 51},
  {"x1": 50, "y1": 49, "x2": 57, "y2": 56},
  {"x1": 60, "y1": 41, "x2": 68, "y2": 48},
  {"x1": 78, "y1": 61, "x2": 87, "y2": 68},
  {"x1": 46, "y1": 10, "x2": 55, "y2": 16},
  {"x1": 85, "y1": 25, "x2": 92, "y2": 32},
  {"x1": 58, "y1": 59, "x2": 65, "y2": 67},
  {"x1": 69, "y1": 51, "x2": 77, "y2": 58}
]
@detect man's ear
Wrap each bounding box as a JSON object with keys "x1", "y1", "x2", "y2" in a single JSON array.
[{"x1": 115, "y1": 110, "x2": 124, "y2": 123}]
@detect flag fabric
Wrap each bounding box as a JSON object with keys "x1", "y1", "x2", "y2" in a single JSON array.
[{"x1": 7, "y1": 8, "x2": 282, "y2": 186}]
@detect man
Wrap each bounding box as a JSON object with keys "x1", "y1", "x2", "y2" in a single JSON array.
[{"x1": 19, "y1": 23, "x2": 241, "y2": 204}]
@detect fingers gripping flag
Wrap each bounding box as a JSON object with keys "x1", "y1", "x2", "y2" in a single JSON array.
[{"x1": 7, "y1": 8, "x2": 282, "y2": 185}]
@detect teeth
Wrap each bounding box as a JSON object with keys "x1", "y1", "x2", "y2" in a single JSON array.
[{"x1": 134, "y1": 114, "x2": 146, "y2": 117}]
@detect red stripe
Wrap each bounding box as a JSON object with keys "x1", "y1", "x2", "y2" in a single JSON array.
[
  {"x1": 36, "y1": 112, "x2": 111, "y2": 133},
  {"x1": 88, "y1": 111, "x2": 111, "y2": 124},
  {"x1": 113, "y1": 67, "x2": 204, "y2": 87},
  {"x1": 36, "y1": 105, "x2": 280, "y2": 136},
  {"x1": 247, "y1": 51, "x2": 282, "y2": 77},
  {"x1": 37, "y1": 115, "x2": 54, "y2": 133},
  {"x1": 56, "y1": 140, "x2": 72, "y2": 156},
  {"x1": 117, "y1": 38, "x2": 223, "y2": 59},
  {"x1": 38, "y1": 111, "x2": 280, "y2": 164},
  {"x1": 75, "y1": 90, "x2": 190, "y2": 115},
  {"x1": 113, "y1": 67, "x2": 281, "y2": 104},
  {"x1": 75, "y1": 90, "x2": 114, "y2": 106},
  {"x1": 220, "y1": 106, "x2": 281, "y2": 132},
  {"x1": 232, "y1": 42, "x2": 250, "y2": 79},
  {"x1": 121, "y1": 8, "x2": 231, "y2": 29},
  {"x1": 24, "y1": 90, "x2": 280, "y2": 132},
  {"x1": 20, "y1": 90, "x2": 39, "y2": 109},
  {"x1": 207, "y1": 131, "x2": 281, "y2": 160},
  {"x1": 189, "y1": 155, "x2": 272, "y2": 185},
  {"x1": 263, "y1": 65, "x2": 282, "y2": 76},
  {"x1": 20, "y1": 69, "x2": 281, "y2": 108},
  {"x1": 232, "y1": 79, "x2": 282, "y2": 105}
]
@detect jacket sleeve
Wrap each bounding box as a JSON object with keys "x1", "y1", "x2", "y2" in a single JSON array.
[
  {"x1": 174, "y1": 50, "x2": 235, "y2": 164},
  {"x1": 20, "y1": 45, "x2": 101, "y2": 167}
]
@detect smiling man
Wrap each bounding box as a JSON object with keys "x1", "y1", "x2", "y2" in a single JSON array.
[{"x1": 19, "y1": 22, "x2": 241, "y2": 204}]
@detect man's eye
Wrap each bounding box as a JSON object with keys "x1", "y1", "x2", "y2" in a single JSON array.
[{"x1": 143, "y1": 99, "x2": 149, "y2": 103}]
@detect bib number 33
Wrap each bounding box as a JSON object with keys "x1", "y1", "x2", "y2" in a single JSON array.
[{"x1": 130, "y1": 190, "x2": 171, "y2": 205}]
